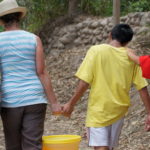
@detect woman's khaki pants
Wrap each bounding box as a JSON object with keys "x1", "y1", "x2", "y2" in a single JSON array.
[{"x1": 1, "y1": 104, "x2": 47, "y2": 150}]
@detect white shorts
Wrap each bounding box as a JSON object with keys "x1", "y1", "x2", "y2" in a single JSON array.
[{"x1": 87, "y1": 118, "x2": 124, "y2": 149}]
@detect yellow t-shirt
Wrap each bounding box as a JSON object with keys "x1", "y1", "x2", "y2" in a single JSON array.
[{"x1": 75, "y1": 44, "x2": 148, "y2": 127}]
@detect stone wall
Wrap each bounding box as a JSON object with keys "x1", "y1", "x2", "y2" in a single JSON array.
[{"x1": 46, "y1": 12, "x2": 150, "y2": 54}]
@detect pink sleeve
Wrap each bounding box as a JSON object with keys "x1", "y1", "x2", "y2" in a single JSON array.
[{"x1": 139, "y1": 55, "x2": 150, "y2": 79}]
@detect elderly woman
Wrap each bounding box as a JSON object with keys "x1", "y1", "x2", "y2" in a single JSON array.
[{"x1": 0, "y1": 0, "x2": 61, "y2": 150}]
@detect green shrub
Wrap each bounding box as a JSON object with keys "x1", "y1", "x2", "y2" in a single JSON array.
[
  {"x1": 19, "y1": 0, "x2": 68, "y2": 32},
  {"x1": 0, "y1": 26, "x2": 4, "y2": 32},
  {"x1": 80, "y1": 0, "x2": 112, "y2": 16},
  {"x1": 128, "y1": 0, "x2": 150, "y2": 12},
  {"x1": 13, "y1": 0, "x2": 150, "y2": 32}
]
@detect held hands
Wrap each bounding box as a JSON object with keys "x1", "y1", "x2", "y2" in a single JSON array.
[{"x1": 51, "y1": 102, "x2": 74, "y2": 117}]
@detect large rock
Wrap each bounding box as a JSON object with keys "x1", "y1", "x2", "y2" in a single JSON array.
[
  {"x1": 52, "y1": 41, "x2": 65, "y2": 49},
  {"x1": 140, "y1": 12, "x2": 150, "y2": 26},
  {"x1": 81, "y1": 28, "x2": 91, "y2": 34},
  {"x1": 59, "y1": 33, "x2": 77, "y2": 45},
  {"x1": 76, "y1": 23, "x2": 84, "y2": 30},
  {"x1": 90, "y1": 21, "x2": 99, "y2": 29}
]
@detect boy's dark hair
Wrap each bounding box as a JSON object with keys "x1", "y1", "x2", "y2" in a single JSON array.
[
  {"x1": 0, "y1": 12, "x2": 22, "y2": 24},
  {"x1": 111, "y1": 24, "x2": 134, "y2": 45}
]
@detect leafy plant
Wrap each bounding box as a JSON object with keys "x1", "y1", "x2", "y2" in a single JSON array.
[
  {"x1": 18, "y1": 0, "x2": 68, "y2": 32},
  {"x1": 128, "y1": 0, "x2": 150, "y2": 12},
  {"x1": 6, "y1": 0, "x2": 150, "y2": 32},
  {"x1": 80, "y1": 0, "x2": 113, "y2": 16},
  {"x1": 0, "y1": 26, "x2": 4, "y2": 32},
  {"x1": 121, "y1": 0, "x2": 150, "y2": 15}
]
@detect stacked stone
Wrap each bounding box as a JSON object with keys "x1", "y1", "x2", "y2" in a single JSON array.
[{"x1": 46, "y1": 12, "x2": 150, "y2": 53}]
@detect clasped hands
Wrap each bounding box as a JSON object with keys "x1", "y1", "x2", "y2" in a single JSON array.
[{"x1": 51, "y1": 102, "x2": 74, "y2": 117}]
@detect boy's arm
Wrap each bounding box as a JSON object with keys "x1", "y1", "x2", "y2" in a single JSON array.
[
  {"x1": 139, "y1": 87, "x2": 150, "y2": 131},
  {"x1": 62, "y1": 79, "x2": 89, "y2": 116},
  {"x1": 127, "y1": 48, "x2": 140, "y2": 64}
]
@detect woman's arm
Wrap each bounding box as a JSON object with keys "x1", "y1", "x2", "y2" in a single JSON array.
[{"x1": 36, "y1": 36, "x2": 61, "y2": 114}]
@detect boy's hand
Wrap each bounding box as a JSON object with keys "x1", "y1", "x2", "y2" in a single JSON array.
[
  {"x1": 62, "y1": 102, "x2": 74, "y2": 117},
  {"x1": 145, "y1": 114, "x2": 150, "y2": 131}
]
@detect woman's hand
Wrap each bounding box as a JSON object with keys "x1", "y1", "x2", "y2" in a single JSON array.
[{"x1": 51, "y1": 103, "x2": 62, "y2": 115}]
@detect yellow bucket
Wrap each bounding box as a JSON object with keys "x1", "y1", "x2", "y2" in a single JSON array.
[{"x1": 42, "y1": 135, "x2": 81, "y2": 150}]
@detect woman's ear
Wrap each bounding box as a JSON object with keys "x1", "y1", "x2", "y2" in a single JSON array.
[{"x1": 0, "y1": 20, "x2": 4, "y2": 26}]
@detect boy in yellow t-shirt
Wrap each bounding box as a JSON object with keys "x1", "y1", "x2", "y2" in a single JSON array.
[{"x1": 62, "y1": 24, "x2": 150, "y2": 150}]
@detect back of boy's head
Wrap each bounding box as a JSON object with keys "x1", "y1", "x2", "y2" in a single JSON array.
[{"x1": 111, "y1": 24, "x2": 133, "y2": 45}]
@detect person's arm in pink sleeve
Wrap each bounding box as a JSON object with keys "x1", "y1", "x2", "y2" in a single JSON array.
[{"x1": 139, "y1": 56, "x2": 150, "y2": 79}]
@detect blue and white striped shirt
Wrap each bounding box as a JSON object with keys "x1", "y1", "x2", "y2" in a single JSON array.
[{"x1": 0, "y1": 30, "x2": 47, "y2": 107}]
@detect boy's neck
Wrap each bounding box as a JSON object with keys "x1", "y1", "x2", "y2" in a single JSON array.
[{"x1": 109, "y1": 40, "x2": 125, "y2": 48}]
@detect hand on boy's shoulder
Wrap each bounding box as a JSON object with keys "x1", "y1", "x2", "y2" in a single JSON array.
[
  {"x1": 126, "y1": 48, "x2": 135, "y2": 59},
  {"x1": 126, "y1": 48, "x2": 140, "y2": 64},
  {"x1": 127, "y1": 48, "x2": 136, "y2": 54}
]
